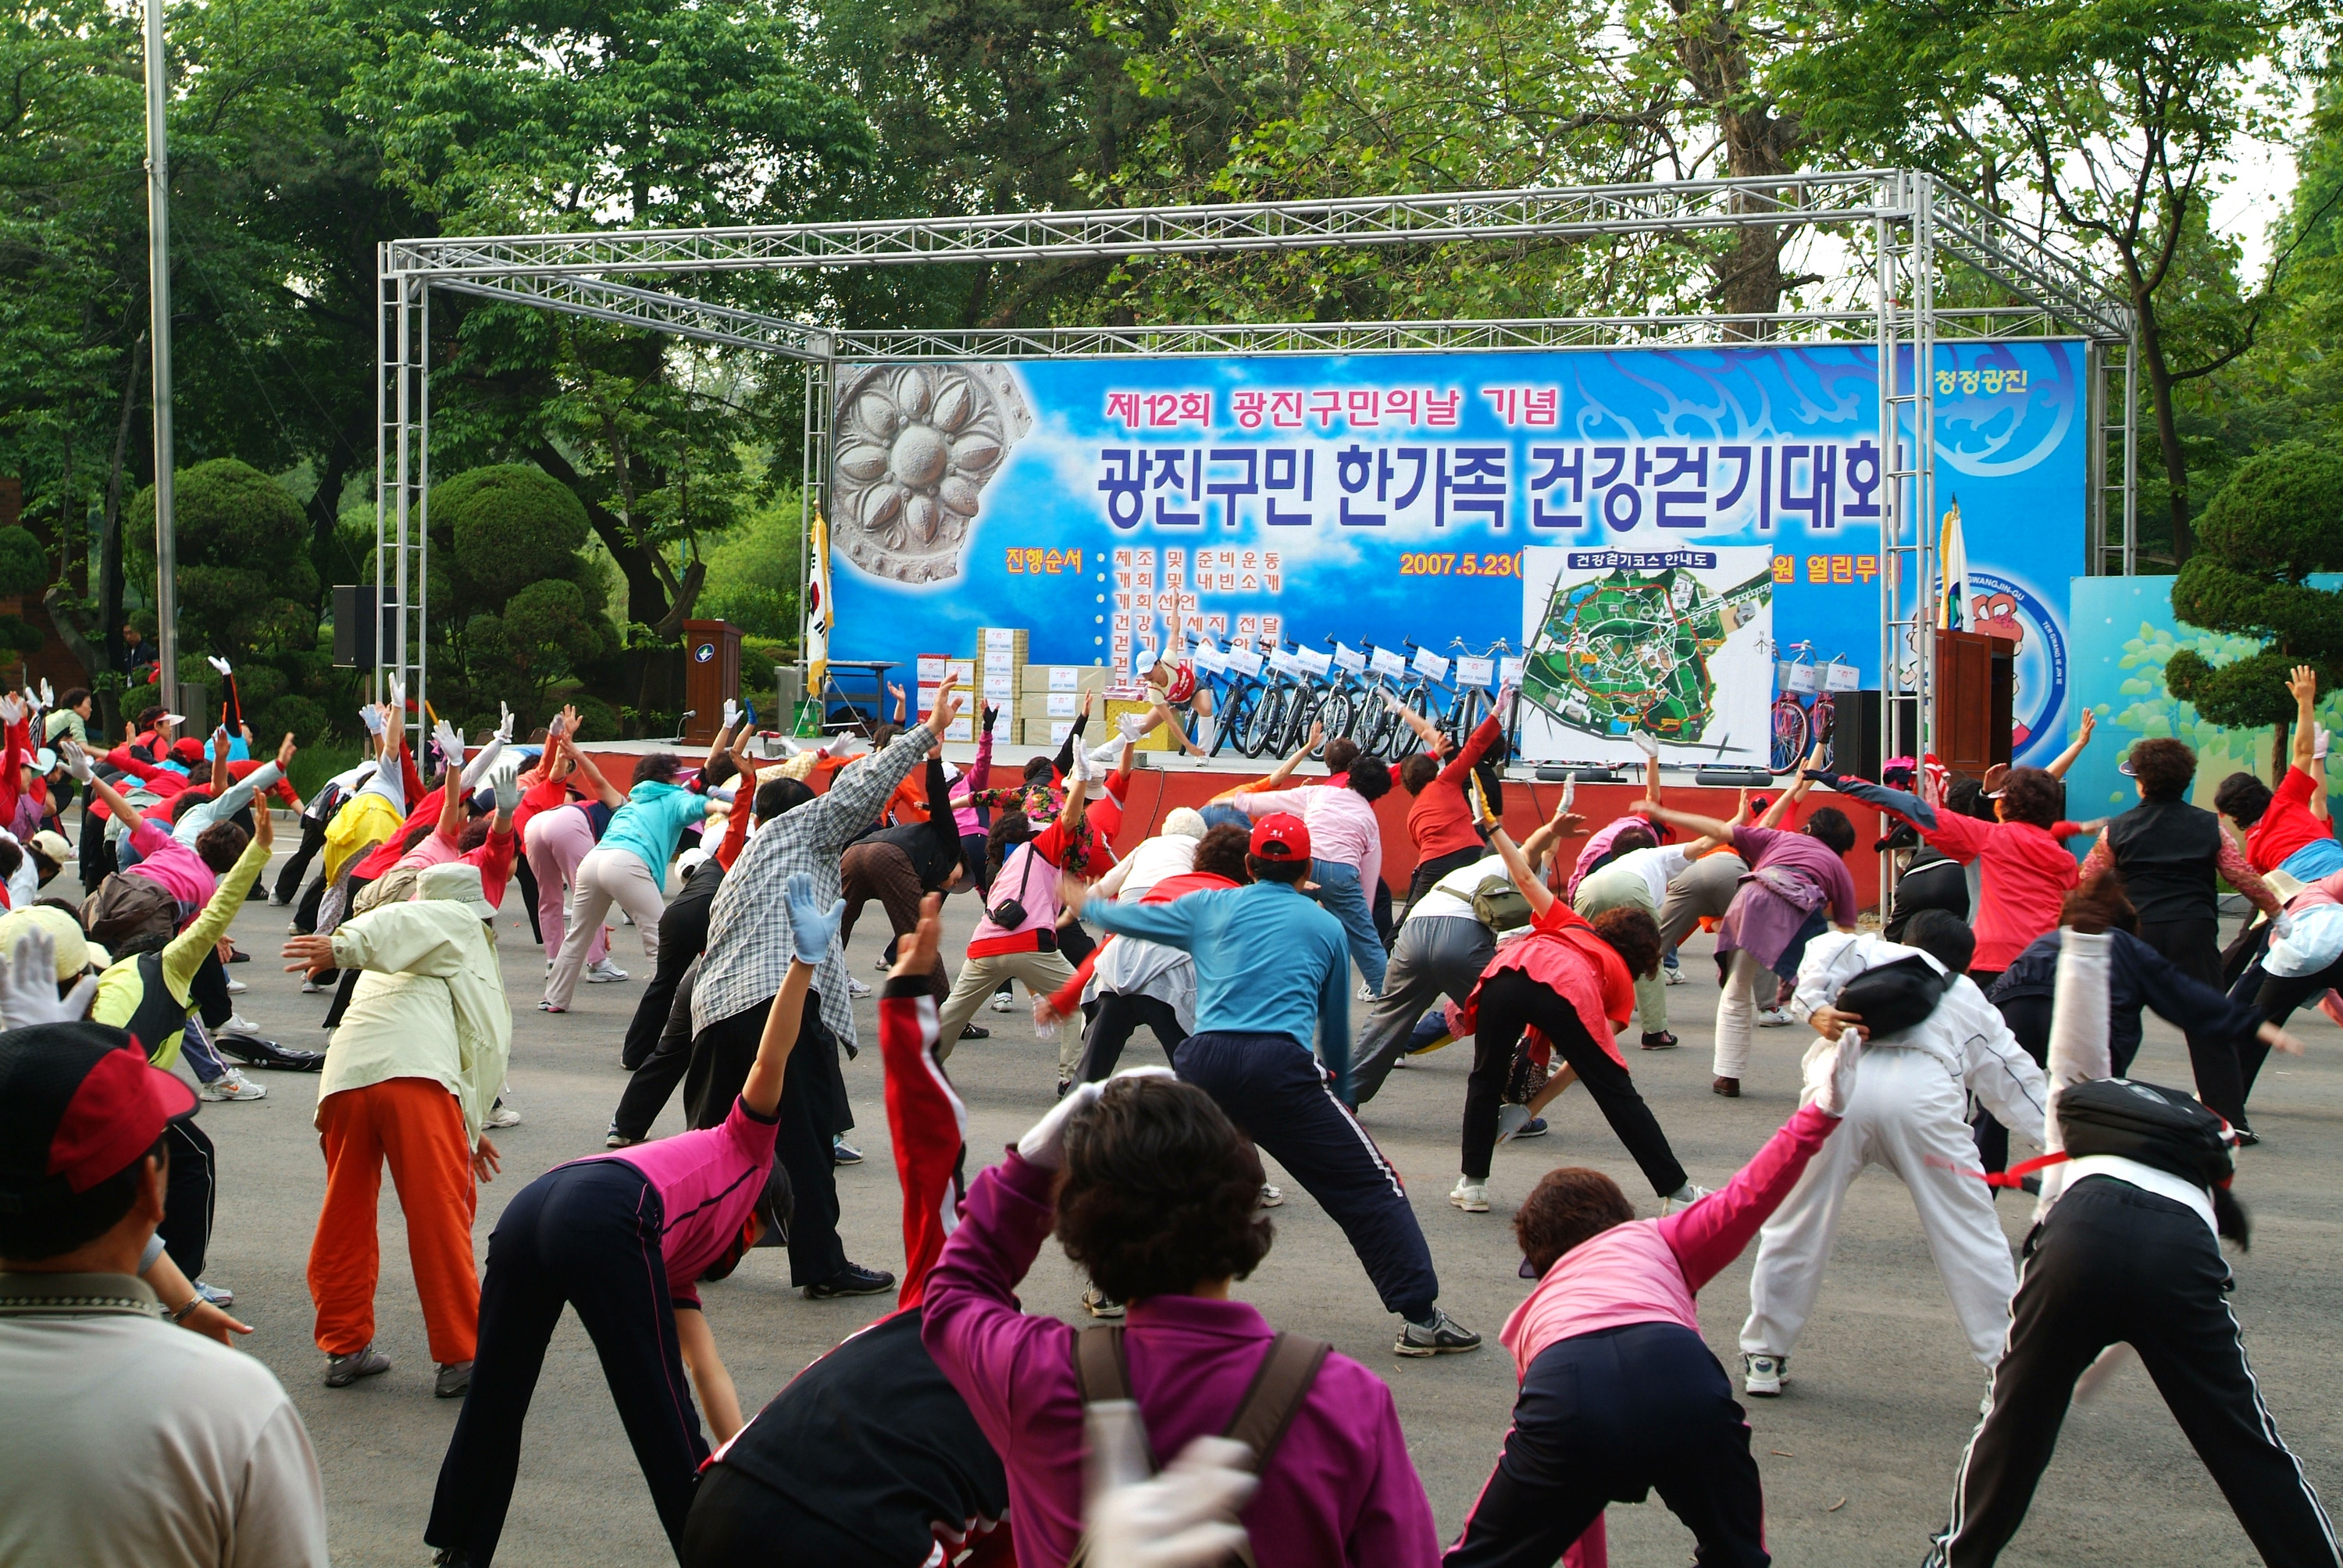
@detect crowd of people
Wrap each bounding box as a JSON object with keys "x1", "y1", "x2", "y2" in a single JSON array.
[{"x1": 0, "y1": 665, "x2": 2337, "y2": 1568}]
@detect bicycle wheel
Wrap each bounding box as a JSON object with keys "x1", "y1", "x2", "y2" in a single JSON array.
[
  {"x1": 1317, "y1": 686, "x2": 1359, "y2": 754},
  {"x1": 1768, "y1": 697, "x2": 1809, "y2": 774},
  {"x1": 1214, "y1": 682, "x2": 1259, "y2": 758},
  {"x1": 1281, "y1": 685, "x2": 1325, "y2": 756},
  {"x1": 1239, "y1": 681, "x2": 1289, "y2": 757},
  {"x1": 1391, "y1": 686, "x2": 1435, "y2": 761},
  {"x1": 1811, "y1": 695, "x2": 1836, "y2": 772}
]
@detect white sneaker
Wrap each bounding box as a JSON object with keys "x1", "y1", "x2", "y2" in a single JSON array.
[
  {"x1": 1257, "y1": 1182, "x2": 1285, "y2": 1209},
  {"x1": 847, "y1": 976, "x2": 872, "y2": 999},
  {"x1": 585, "y1": 959, "x2": 629, "y2": 983},
  {"x1": 1662, "y1": 1181, "x2": 1714, "y2": 1214},
  {"x1": 223, "y1": 1014, "x2": 261, "y2": 1036},
  {"x1": 225, "y1": 977, "x2": 248, "y2": 995},
  {"x1": 1743, "y1": 1352, "x2": 1786, "y2": 1397},
  {"x1": 1357, "y1": 982, "x2": 1377, "y2": 1002},
  {"x1": 990, "y1": 990, "x2": 1014, "y2": 1013},
  {"x1": 484, "y1": 1101, "x2": 521, "y2": 1129},
  {"x1": 1495, "y1": 1103, "x2": 1532, "y2": 1144},
  {"x1": 301, "y1": 978, "x2": 326, "y2": 994},
  {"x1": 1449, "y1": 1177, "x2": 1489, "y2": 1213},
  {"x1": 1663, "y1": 966, "x2": 1687, "y2": 986},
  {"x1": 1756, "y1": 1005, "x2": 1795, "y2": 1028},
  {"x1": 200, "y1": 1067, "x2": 266, "y2": 1102}
]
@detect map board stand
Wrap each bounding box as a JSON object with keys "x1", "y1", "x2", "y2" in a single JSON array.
[{"x1": 1934, "y1": 629, "x2": 2013, "y2": 776}]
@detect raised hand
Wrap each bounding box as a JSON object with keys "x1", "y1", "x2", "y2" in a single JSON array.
[
  {"x1": 1015, "y1": 1080, "x2": 1103, "y2": 1171},
  {"x1": 493, "y1": 770, "x2": 522, "y2": 817},
  {"x1": 0, "y1": 929, "x2": 96, "y2": 1028},
  {"x1": 783, "y1": 870, "x2": 846, "y2": 966},
  {"x1": 57, "y1": 740, "x2": 93, "y2": 784},
  {"x1": 275, "y1": 732, "x2": 297, "y2": 773},
  {"x1": 0, "y1": 693, "x2": 25, "y2": 727},
  {"x1": 2288, "y1": 664, "x2": 2318, "y2": 707}
]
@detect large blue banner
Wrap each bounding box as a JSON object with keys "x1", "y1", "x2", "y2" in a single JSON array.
[{"x1": 827, "y1": 340, "x2": 2086, "y2": 765}]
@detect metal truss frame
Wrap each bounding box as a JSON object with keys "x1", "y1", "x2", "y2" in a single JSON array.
[{"x1": 376, "y1": 169, "x2": 2136, "y2": 814}]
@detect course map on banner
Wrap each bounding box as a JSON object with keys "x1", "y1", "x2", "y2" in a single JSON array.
[{"x1": 826, "y1": 344, "x2": 2086, "y2": 765}]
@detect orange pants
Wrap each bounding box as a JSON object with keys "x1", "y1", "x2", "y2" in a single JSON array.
[{"x1": 309, "y1": 1075, "x2": 480, "y2": 1363}]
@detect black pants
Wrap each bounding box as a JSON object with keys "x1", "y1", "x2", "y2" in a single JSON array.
[
  {"x1": 273, "y1": 814, "x2": 331, "y2": 905},
  {"x1": 614, "y1": 963, "x2": 700, "y2": 1142},
  {"x1": 428, "y1": 1160, "x2": 706, "y2": 1566},
  {"x1": 1403, "y1": 844, "x2": 1484, "y2": 914},
  {"x1": 683, "y1": 1464, "x2": 876, "y2": 1566},
  {"x1": 2245, "y1": 950, "x2": 2343, "y2": 1117},
  {"x1": 1467, "y1": 969, "x2": 1687, "y2": 1195},
  {"x1": 1072, "y1": 990, "x2": 1187, "y2": 1082},
  {"x1": 1974, "y1": 993, "x2": 2054, "y2": 1175},
  {"x1": 512, "y1": 853, "x2": 543, "y2": 946},
  {"x1": 1447, "y1": 1321, "x2": 1768, "y2": 1568},
  {"x1": 2136, "y1": 918, "x2": 2248, "y2": 1128},
  {"x1": 622, "y1": 881, "x2": 719, "y2": 1070},
  {"x1": 685, "y1": 996, "x2": 849, "y2": 1287},
  {"x1": 293, "y1": 872, "x2": 329, "y2": 935},
  {"x1": 188, "y1": 949, "x2": 237, "y2": 1031},
  {"x1": 1176, "y1": 1029, "x2": 1439, "y2": 1320},
  {"x1": 1928, "y1": 1177, "x2": 2339, "y2": 1566},
  {"x1": 79, "y1": 808, "x2": 114, "y2": 892},
  {"x1": 158, "y1": 1120, "x2": 216, "y2": 1280}
]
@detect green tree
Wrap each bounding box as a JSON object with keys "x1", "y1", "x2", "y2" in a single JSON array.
[
  {"x1": 2164, "y1": 440, "x2": 2343, "y2": 767},
  {"x1": 425, "y1": 464, "x2": 618, "y2": 723},
  {"x1": 129, "y1": 458, "x2": 320, "y2": 656}
]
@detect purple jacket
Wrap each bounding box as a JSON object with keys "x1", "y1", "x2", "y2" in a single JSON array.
[{"x1": 921, "y1": 1149, "x2": 1440, "y2": 1568}]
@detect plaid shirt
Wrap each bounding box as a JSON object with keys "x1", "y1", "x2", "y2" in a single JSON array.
[{"x1": 694, "y1": 723, "x2": 936, "y2": 1049}]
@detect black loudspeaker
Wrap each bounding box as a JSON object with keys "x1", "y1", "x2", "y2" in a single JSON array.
[
  {"x1": 1837, "y1": 690, "x2": 1887, "y2": 780},
  {"x1": 332, "y1": 586, "x2": 389, "y2": 669}
]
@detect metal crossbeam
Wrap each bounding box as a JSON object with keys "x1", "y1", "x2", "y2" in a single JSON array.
[
  {"x1": 1924, "y1": 180, "x2": 2131, "y2": 340},
  {"x1": 433, "y1": 273, "x2": 833, "y2": 361},
  {"x1": 385, "y1": 173, "x2": 1906, "y2": 279}
]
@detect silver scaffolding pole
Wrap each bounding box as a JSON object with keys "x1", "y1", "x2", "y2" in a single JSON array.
[{"x1": 142, "y1": 0, "x2": 177, "y2": 715}]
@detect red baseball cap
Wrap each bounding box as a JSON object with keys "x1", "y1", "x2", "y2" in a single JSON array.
[
  {"x1": 0, "y1": 1023, "x2": 195, "y2": 1200},
  {"x1": 1249, "y1": 812, "x2": 1311, "y2": 862}
]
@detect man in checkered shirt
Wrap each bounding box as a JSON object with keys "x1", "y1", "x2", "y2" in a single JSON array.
[{"x1": 685, "y1": 690, "x2": 962, "y2": 1299}]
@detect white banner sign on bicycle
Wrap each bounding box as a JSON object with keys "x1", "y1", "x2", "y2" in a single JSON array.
[
  {"x1": 1784, "y1": 661, "x2": 1821, "y2": 693},
  {"x1": 1189, "y1": 642, "x2": 1227, "y2": 674},
  {"x1": 1410, "y1": 646, "x2": 1451, "y2": 682},
  {"x1": 1454, "y1": 655, "x2": 1496, "y2": 689},
  {"x1": 1499, "y1": 656, "x2": 1525, "y2": 686},
  {"x1": 1225, "y1": 646, "x2": 1264, "y2": 677},
  {"x1": 1369, "y1": 645, "x2": 1409, "y2": 679},
  {"x1": 1295, "y1": 647, "x2": 1334, "y2": 677},
  {"x1": 1266, "y1": 646, "x2": 1302, "y2": 675},
  {"x1": 1824, "y1": 661, "x2": 1862, "y2": 693},
  {"x1": 1332, "y1": 643, "x2": 1368, "y2": 674}
]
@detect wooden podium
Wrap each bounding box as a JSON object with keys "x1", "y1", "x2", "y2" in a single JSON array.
[
  {"x1": 1934, "y1": 629, "x2": 2014, "y2": 775},
  {"x1": 683, "y1": 620, "x2": 743, "y2": 745}
]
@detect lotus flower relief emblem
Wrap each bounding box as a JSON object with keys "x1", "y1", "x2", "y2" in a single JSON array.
[{"x1": 831, "y1": 362, "x2": 1032, "y2": 585}]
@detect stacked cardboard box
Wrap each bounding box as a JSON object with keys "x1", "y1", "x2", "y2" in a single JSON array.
[
  {"x1": 975, "y1": 627, "x2": 1027, "y2": 747},
  {"x1": 915, "y1": 654, "x2": 978, "y2": 743}
]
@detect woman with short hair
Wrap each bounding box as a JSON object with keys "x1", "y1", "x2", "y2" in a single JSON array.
[{"x1": 921, "y1": 1071, "x2": 1441, "y2": 1567}]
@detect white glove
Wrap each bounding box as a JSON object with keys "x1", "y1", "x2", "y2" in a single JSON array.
[
  {"x1": 1109, "y1": 1064, "x2": 1179, "y2": 1086},
  {"x1": 497, "y1": 703, "x2": 515, "y2": 743},
  {"x1": 1087, "y1": 1436, "x2": 1257, "y2": 1568},
  {"x1": 57, "y1": 741, "x2": 93, "y2": 784},
  {"x1": 37, "y1": 679, "x2": 52, "y2": 708},
  {"x1": 492, "y1": 772, "x2": 522, "y2": 814},
  {"x1": 783, "y1": 871, "x2": 845, "y2": 967},
  {"x1": 359, "y1": 704, "x2": 386, "y2": 736},
  {"x1": 1801, "y1": 1028, "x2": 1865, "y2": 1118},
  {"x1": 2318, "y1": 725, "x2": 2331, "y2": 761},
  {"x1": 722, "y1": 698, "x2": 740, "y2": 732},
  {"x1": 0, "y1": 930, "x2": 96, "y2": 1029},
  {"x1": 1069, "y1": 732, "x2": 1098, "y2": 785},
  {"x1": 0, "y1": 694, "x2": 25, "y2": 727},
  {"x1": 207, "y1": 654, "x2": 232, "y2": 676},
  {"x1": 1017, "y1": 1080, "x2": 1104, "y2": 1171},
  {"x1": 433, "y1": 719, "x2": 464, "y2": 765},
  {"x1": 388, "y1": 677, "x2": 405, "y2": 711}
]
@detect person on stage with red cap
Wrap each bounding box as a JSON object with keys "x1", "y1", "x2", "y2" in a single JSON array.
[
  {"x1": 1081, "y1": 811, "x2": 1483, "y2": 1358},
  {"x1": 0, "y1": 1017, "x2": 330, "y2": 1566}
]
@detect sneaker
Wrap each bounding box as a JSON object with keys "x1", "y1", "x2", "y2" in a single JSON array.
[
  {"x1": 1743, "y1": 1352, "x2": 1786, "y2": 1397},
  {"x1": 832, "y1": 1136, "x2": 863, "y2": 1165},
  {"x1": 1712, "y1": 1076, "x2": 1740, "y2": 1097},
  {"x1": 990, "y1": 990, "x2": 1015, "y2": 1013},
  {"x1": 585, "y1": 959, "x2": 629, "y2": 984},
  {"x1": 537, "y1": 1001, "x2": 565, "y2": 1014},
  {"x1": 1495, "y1": 1104, "x2": 1532, "y2": 1144},
  {"x1": 1756, "y1": 1006, "x2": 1794, "y2": 1028},
  {"x1": 301, "y1": 977, "x2": 326, "y2": 993},
  {"x1": 1516, "y1": 1117, "x2": 1549, "y2": 1139},
  {"x1": 873, "y1": 951, "x2": 891, "y2": 971},
  {"x1": 434, "y1": 1361, "x2": 473, "y2": 1399},
  {"x1": 193, "y1": 1280, "x2": 234, "y2": 1308},
  {"x1": 1056, "y1": 1077, "x2": 1073, "y2": 1099},
  {"x1": 1662, "y1": 1181, "x2": 1714, "y2": 1214},
  {"x1": 227, "y1": 947, "x2": 251, "y2": 964},
  {"x1": 960, "y1": 1023, "x2": 989, "y2": 1040},
  {"x1": 225, "y1": 977, "x2": 248, "y2": 995},
  {"x1": 1449, "y1": 1177, "x2": 1490, "y2": 1213},
  {"x1": 1257, "y1": 1182, "x2": 1285, "y2": 1209},
  {"x1": 1663, "y1": 966, "x2": 1688, "y2": 986},
  {"x1": 223, "y1": 1014, "x2": 261, "y2": 1036},
  {"x1": 287, "y1": 919, "x2": 304, "y2": 935},
  {"x1": 803, "y1": 1262, "x2": 896, "y2": 1299},
  {"x1": 199, "y1": 1067, "x2": 266, "y2": 1102},
  {"x1": 846, "y1": 976, "x2": 872, "y2": 999},
  {"x1": 323, "y1": 1344, "x2": 391, "y2": 1388},
  {"x1": 1639, "y1": 1030, "x2": 1678, "y2": 1050},
  {"x1": 1394, "y1": 1307, "x2": 1482, "y2": 1356},
  {"x1": 1357, "y1": 982, "x2": 1377, "y2": 1002},
  {"x1": 484, "y1": 1101, "x2": 521, "y2": 1129},
  {"x1": 604, "y1": 1130, "x2": 643, "y2": 1149},
  {"x1": 1082, "y1": 1286, "x2": 1126, "y2": 1319}
]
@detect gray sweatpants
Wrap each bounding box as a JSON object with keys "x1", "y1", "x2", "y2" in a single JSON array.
[
  {"x1": 1350, "y1": 914, "x2": 1495, "y2": 1104},
  {"x1": 1659, "y1": 851, "x2": 1748, "y2": 953}
]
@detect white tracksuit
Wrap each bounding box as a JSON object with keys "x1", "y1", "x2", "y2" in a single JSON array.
[{"x1": 1741, "y1": 932, "x2": 2049, "y2": 1369}]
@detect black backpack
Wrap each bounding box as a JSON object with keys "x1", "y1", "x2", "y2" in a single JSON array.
[
  {"x1": 2058, "y1": 1078, "x2": 2234, "y2": 1191},
  {"x1": 1834, "y1": 953, "x2": 1952, "y2": 1039}
]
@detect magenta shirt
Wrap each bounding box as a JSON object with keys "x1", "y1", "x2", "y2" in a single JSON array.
[
  {"x1": 581, "y1": 1096, "x2": 778, "y2": 1307},
  {"x1": 921, "y1": 1149, "x2": 1440, "y2": 1568},
  {"x1": 127, "y1": 818, "x2": 216, "y2": 911}
]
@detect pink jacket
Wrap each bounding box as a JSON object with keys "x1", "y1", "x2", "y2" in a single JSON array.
[
  {"x1": 1502, "y1": 1102, "x2": 1838, "y2": 1374},
  {"x1": 922, "y1": 1150, "x2": 1440, "y2": 1568}
]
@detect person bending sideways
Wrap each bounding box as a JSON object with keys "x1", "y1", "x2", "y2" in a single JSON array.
[
  {"x1": 922, "y1": 1071, "x2": 1443, "y2": 1568},
  {"x1": 1450, "y1": 816, "x2": 1703, "y2": 1217},
  {"x1": 1738, "y1": 911, "x2": 2043, "y2": 1401},
  {"x1": 683, "y1": 894, "x2": 1011, "y2": 1568},
  {"x1": 1444, "y1": 1028, "x2": 1864, "y2": 1568},
  {"x1": 1924, "y1": 931, "x2": 2339, "y2": 1568},
  {"x1": 1082, "y1": 813, "x2": 1483, "y2": 1356},
  {"x1": 0, "y1": 1021, "x2": 329, "y2": 1567},
  {"x1": 425, "y1": 874, "x2": 837, "y2": 1567}
]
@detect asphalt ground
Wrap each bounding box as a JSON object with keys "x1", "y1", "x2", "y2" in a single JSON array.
[{"x1": 182, "y1": 840, "x2": 2343, "y2": 1567}]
